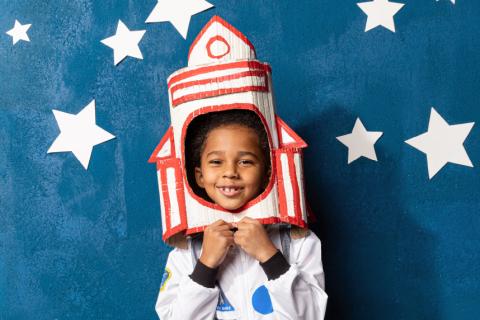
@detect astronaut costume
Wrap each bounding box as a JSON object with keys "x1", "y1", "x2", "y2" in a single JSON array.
[{"x1": 150, "y1": 16, "x2": 327, "y2": 319}]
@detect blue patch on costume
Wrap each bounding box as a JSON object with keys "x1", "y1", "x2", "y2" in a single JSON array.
[
  {"x1": 216, "y1": 290, "x2": 235, "y2": 312},
  {"x1": 160, "y1": 267, "x2": 171, "y2": 292},
  {"x1": 252, "y1": 285, "x2": 273, "y2": 315}
]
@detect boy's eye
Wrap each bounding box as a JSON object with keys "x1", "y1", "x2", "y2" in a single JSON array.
[
  {"x1": 239, "y1": 159, "x2": 254, "y2": 166},
  {"x1": 208, "y1": 159, "x2": 222, "y2": 165}
]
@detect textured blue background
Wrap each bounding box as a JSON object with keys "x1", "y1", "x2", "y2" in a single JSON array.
[{"x1": 1, "y1": 0, "x2": 480, "y2": 319}]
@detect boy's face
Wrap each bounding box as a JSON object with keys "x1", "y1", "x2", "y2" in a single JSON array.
[{"x1": 195, "y1": 124, "x2": 267, "y2": 211}]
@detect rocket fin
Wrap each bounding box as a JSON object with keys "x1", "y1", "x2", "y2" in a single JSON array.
[
  {"x1": 148, "y1": 127, "x2": 175, "y2": 163},
  {"x1": 275, "y1": 116, "x2": 308, "y2": 149}
]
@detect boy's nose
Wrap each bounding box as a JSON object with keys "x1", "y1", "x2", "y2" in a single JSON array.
[{"x1": 223, "y1": 163, "x2": 239, "y2": 179}]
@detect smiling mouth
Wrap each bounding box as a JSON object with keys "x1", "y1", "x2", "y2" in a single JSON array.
[{"x1": 217, "y1": 186, "x2": 244, "y2": 197}]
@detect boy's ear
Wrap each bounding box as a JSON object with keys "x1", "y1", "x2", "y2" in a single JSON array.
[{"x1": 194, "y1": 167, "x2": 205, "y2": 188}]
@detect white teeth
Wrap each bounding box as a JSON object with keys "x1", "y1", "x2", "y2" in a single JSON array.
[{"x1": 220, "y1": 187, "x2": 240, "y2": 193}]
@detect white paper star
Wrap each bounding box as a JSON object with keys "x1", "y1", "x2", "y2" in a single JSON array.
[
  {"x1": 405, "y1": 108, "x2": 474, "y2": 179},
  {"x1": 145, "y1": 0, "x2": 214, "y2": 39},
  {"x1": 101, "y1": 20, "x2": 146, "y2": 65},
  {"x1": 48, "y1": 100, "x2": 116, "y2": 169},
  {"x1": 357, "y1": 0, "x2": 405, "y2": 32},
  {"x1": 6, "y1": 20, "x2": 31, "y2": 45},
  {"x1": 436, "y1": 0, "x2": 455, "y2": 4},
  {"x1": 336, "y1": 118, "x2": 383, "y2": 164}
]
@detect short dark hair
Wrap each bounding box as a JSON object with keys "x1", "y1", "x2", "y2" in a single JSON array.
[{"x1": 185, "y1": 109, "x2": 271, "y2": 201}]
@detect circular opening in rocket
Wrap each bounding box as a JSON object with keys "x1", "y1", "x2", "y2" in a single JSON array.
[{"x1": 184, "y1": 109, "x2": 272, "y2": 208}]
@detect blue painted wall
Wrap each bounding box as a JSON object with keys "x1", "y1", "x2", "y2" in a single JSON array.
[{"x1": 1, "y1": 0, "x2": 480, "y2": 319}]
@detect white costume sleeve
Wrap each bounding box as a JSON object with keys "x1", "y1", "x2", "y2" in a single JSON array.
[
  {"x1": 265, "y1": 231, "x2": 328, "y2": 320},
  {"x1": 155, "y1": 246, "x2": 220, "y2": 320}
]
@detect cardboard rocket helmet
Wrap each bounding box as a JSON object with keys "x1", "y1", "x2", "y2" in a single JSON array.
[{"x1": 149, "y1": 16, "x2": 309, "y2": 244}]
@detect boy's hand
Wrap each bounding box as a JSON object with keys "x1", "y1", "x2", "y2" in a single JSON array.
[
  {"x1": 233, "y1": 217, "x2": 278, "y2": 263},
  {"x1": 199, "y1": 220, "x2": 235, "y2": 268}
]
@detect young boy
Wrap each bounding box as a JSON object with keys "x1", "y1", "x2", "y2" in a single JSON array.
[{"x1": 155, "y1": 110, "x2": 327, "y2": 319}]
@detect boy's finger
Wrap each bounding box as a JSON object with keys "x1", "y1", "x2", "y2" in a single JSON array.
[
  {"x1": 235, "y1": 219, "x2": 248, "y2": 227},
  {"x1": 215, "y1": 224, "x2": 234, "y2": 232},
  {"x1": 220, "y1": 230, "x2": 234, "y2": 237},
  {"x1": 225, "y1": 236, "x2": 235, "y2": 245},
  {"x1": 220, "y1": 220, "x2": 234, "y2": 228},
  {"x1": 236, "y1": 221, "x2": 256, "y2": 231},
  {"x1": 215, "y1": 223, "x2": 232, "y2": 230},
  {"x1": 233, "y1": 236, "x2": 245, "y2": 247},
  {"x1": 224, "y1": 238, "x2": 235, "y2": 246},
  {"x1": 233, "y1": 230, "x2": 247, "y2": 239},
  {"x1": 239, "y1": 217, "x2": 258, "y2": 224},
  {"x1": 212, "y1": 219, "x2": 227, "y2": 226}
]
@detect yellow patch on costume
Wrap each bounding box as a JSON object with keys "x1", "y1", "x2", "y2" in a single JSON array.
[{"x1": 160, "y1": 267, "x2": 172, "y2": 292}]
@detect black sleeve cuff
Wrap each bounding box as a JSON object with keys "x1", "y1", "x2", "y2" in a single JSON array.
[
  {"x1": 260, "y1": 250, "x2": 290, "y2": 280},
  {"x1": 189, "y1": 260, "x2": 218, "y2": 288}
]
